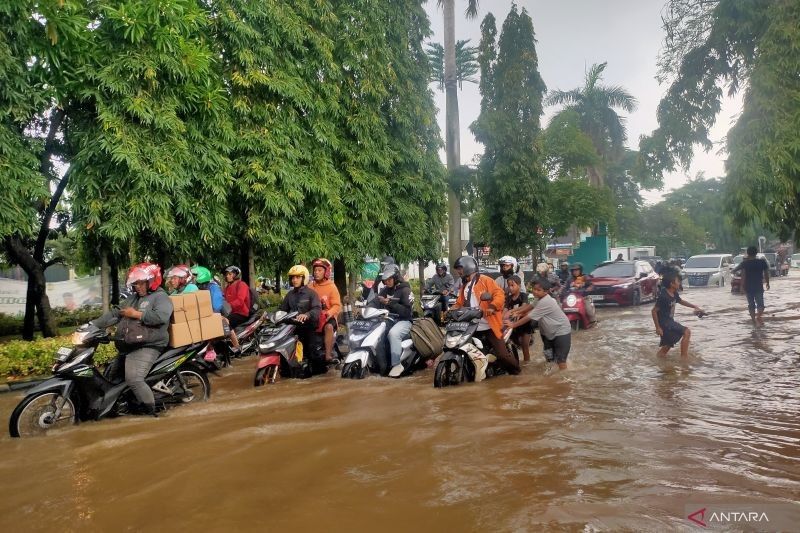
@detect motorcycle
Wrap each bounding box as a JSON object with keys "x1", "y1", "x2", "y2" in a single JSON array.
[
  {"x1": 9, "y1": 324, "x2": 211, "y2": 438},
  {"x1": 421, "y1": 289, "x2": 456, "y2": 326},
  {"x1": 561, "y1": 289, "x2": 597, "y2": 330},
  {"x1": 433, "y1": 298, "x2": 515, "y2": 388},
  {"x1": 340, "y1": 306, "x2": 422, "y2": 379},
  {"x1": 253, "y1": 311, "x2": 329, "y2": 386}
]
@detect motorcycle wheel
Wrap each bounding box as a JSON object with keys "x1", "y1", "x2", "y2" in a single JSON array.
[
  {"x1": 341, "y1": 361, "x2": 368, "y2": 379},
  {"x1": 571, "y1": 320, "x2": 580, "y2": 331},
  {"x1": 433, "y1": 359, "x2": 462, "y2": 388},
  {"x1": 9, "y1": 392, "x2": 77, "y2": 438},
  {"x1": 175, "y1": 369, "x2": 210, "y2": 403}
]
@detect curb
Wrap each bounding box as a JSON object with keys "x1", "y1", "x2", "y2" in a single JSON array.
[{"x1": 0, "y1": 379, "x2": 45, "y2": 394}]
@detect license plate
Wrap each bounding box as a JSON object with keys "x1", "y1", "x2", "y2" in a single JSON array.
[
  {"x1": 56, "y1": 347, "x2": 72, "y2": 361},
  {"x1": 351, "y1": 320, "x2": 372, "y2": 330},
  {"x1": 447, "y1": 322, "x2": 469, "y2": 333},
  {"x1": 588, "y1": 295, "x2": 604, "y2": 301}
]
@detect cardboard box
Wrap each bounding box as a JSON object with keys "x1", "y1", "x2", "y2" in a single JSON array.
[
  {"x1": 183, "y1": 297, "x2": 200, "y2": 321},
  {"x1": 171, "y1": 309, "x2": 188, "y2": 324},
  {"x1": 187, "y1": 319, "x2": 202, "y2": 343},
  {"x1": 168, "y1": 322, "x2": 193, "y2": 348},
  {"x1": 200, "y1": 313, "x2": 225, "y2": 340},
  {"x1": 195, "y1": 290, "x2": 213, "y2": 318}
]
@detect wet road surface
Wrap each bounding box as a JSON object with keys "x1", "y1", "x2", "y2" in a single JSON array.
[{"x1": 1, "y1": 276, "x2": 799, "y2": 531}]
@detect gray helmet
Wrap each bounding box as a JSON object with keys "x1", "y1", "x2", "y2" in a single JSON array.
[
  {"x1": 380, "y1": 263, "x2": 401, "y2": 281},
  {"x1": 436, "y1": 262, "x2": 447, "y2": 272},
  {"x1": 380, "y1": 255, "x2": 396, "y2": 267},
  {"x1": 453, "y1": 256, "x2": 478, "y2": 279}
]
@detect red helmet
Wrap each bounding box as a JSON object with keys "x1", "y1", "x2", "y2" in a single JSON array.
[
  {"x1": 126, "y1": 263, "x2": 162, "y2": 292},
  {"x1": 166, "y1": 264, "x2": 192, "y2": 288},
  {"x1": 311, "y1": 258, "x2": 332, "y2": 280}
]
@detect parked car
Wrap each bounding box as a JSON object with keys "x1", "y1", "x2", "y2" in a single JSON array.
[
  {"x1": 683, "y1": 254, "x2": 733, "y2": 287},
  {"x1": 791, "y1": 253, "x2": 800, "y2": 269},
  {"x1": 632, "y1": 255, "x2": 664, "y2": 271},
  {"x1": 585, "y1": 260, "x2": 659, "y2": 306},
  {"x1": 762, "y1": 253, "x2": 781, "y2": 277}
]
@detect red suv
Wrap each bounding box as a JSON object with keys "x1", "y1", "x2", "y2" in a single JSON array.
[{"x1": 585, "y1": 261, "x2": 660, "y2": 306}]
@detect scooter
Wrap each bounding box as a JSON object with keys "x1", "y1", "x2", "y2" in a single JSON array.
[
  {"x1": 340, "y1": 306, "x2": 422, "y2": 379},
  {"x1": 207, "y1": 311, "x2": 268, "y2": 369},
  {"x1": 433, "y1": 301, "x2": 515, "y2": 388},
  {"x1": 9, "y1": 324, "x2": 211, "y2": 438},
  {"x1": 253, "y1": 311, "x2": 328, "y2": 386},
  {"x1": 421, "y1": 290, "x2": 456, "y2": 326},
  {"x1": 561, "y1": 289, "x2": 597, "y2": 330}
]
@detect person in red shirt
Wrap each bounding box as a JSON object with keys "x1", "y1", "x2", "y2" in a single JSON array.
[{"x1": 223, "y1": 265, "x2": 251, "y2": 329}]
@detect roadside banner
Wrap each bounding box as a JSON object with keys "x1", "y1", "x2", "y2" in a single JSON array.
[{"x1": 0, "y1": 276, "x2": 102, "y2": 316}]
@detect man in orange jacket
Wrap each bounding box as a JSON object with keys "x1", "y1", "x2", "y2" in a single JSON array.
[
  {"x1": 451, "y1": 256, "x2": 520, "y2": 375},
  {"x1": 309, "y1": 258, "x2": 342, "y2": 362}
]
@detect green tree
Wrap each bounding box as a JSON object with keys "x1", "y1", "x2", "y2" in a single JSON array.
[
  {"x1": 642, "y1": 0, "x2": 800, "y2": 240},
  {"x1": 426, "y1": 39, "x2": 479, "y2": 91},
  {"x1": 546, "y1": 62, "x2": 638, "y2": 188},
  {"x1": 471, "y1": 6, "x2": 548, "y2": 255},
  {"x1": 439, "y1": 0, "x2": 479, "y2": 266},
  {"x1": 639, "y1": 203, "x2": 707, "y2": 258}
]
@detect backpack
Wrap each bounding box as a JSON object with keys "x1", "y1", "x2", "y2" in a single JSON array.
[{"x1": 410, "y1": 317, "x2": 444, "y2": 360}]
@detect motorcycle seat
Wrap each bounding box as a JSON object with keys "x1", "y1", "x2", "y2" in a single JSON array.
[
  {"x1": 156, "y1": 342, "x2": 204, "y2": 363},
  {"x1": 235, "y1": 312, "x2": 262, "y2": 333}
]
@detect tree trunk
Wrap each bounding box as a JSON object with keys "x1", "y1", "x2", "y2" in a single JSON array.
[
  {"x1": 444, "y1": 0, "x2": 462, "y2": 266},
  {"x1": 417, "y1": 258, "x2": 426, "y2": 302},
  {"x1": 4, "y1": 237, "x2": 59, "y2": 339},
  {"x1": 348, "y1": 268, "x2": 358, "y2": 305},
  {"x1": 247, "y1": 244, "x2": 256, "y2": 288},
  {"x1": 100, "y1": 248, "x2": 110, "y2": 312},
  {"x1": 333, "y1": 258, "x2": 348, "y2": 301},
  {"x1": 275, "y1": 263, "x2": 281, "y2": 294},
  {"x1": 110, "y1": 252, "x2": 120, "y2": 305},
  {"x1": 239, "y1": 243, "x2": 253, "y2": 286}
]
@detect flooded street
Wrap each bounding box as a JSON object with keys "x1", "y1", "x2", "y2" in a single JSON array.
[{"x1": 1, "y1": 277, "x2": 799, "y2": 531}]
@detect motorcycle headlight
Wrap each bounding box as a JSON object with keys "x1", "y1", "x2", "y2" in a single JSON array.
[
  {"x1": 565, "y1": 294, "x2": 578, "y2": 307},
  {"x1": 613, "y1": 283, "x2": 632, "y2": 288}
]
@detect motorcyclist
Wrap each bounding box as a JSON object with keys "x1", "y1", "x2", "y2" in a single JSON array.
[
  {"x1": 495, "y1": 256, "x2": 523, "y2": 295},
  {"x1": 308, "y1": 258, "x2": 342, "y2": 362},
  {"x1": 165, "y1": 264, "x2": 198, "y2": 295},
  {"x1": 371, "y1": 264, "x2": 413, "y2": 376},
  {"x1": 569, "y1": 262, "x2": 591, "y2": 289},
  {"x1": 566, "y1": 262, "x2": 596, "y2": 323},
  {"x1": 91, "y1": 263, "x2": 173, "y2": 417},
  {"x1": 557, "y1": 262, "x2": 570, "y2": 284},
  {"x1": 279, "y1": 265, "x2": 323, "y2": 370},
  {"x1": 533, "y1": 262, "x2": 562, "y2": 300},
  {"x1": 223, "y1": 265, "x2": 251, "y2": 329},
  {"x1": 452, "y1": 256, "x2": 520, "y2": 375},
  {"x1": 191, "y1": 265, "x2": 241, "y2": 353},
  {"x1": 424, "y1": 262, "x2": 454, "y2": 316},
  {"x1": 367, "y1": 255, "x2": 396, "y2": 302}
]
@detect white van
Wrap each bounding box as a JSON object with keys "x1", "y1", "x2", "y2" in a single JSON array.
[
  {"x1": 683, "y1": 254, "x2": 733, "y2": 287},
  {"x1": 792, "y1": 253, "x2": 800, "y2": 268}
]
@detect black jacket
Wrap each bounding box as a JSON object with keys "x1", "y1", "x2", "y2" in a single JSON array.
[
  {"x1": 376, "y1": 281, "x2": 412, "y2": 320},
  {"x1": 279, "y1": 286, "x2": 321, "y2": 324}
]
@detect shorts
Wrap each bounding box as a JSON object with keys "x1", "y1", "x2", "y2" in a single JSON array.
[
  {"x1": 541, "y1": 333, "x2": 571, "y2": 364},
  {"x1": 745, "y1": 290, "x2": 765, "y2": 312},
  {"x1": 659, "y1": 322, "x2": 686, "y2": 347},
  {"x1": 511, "y1": 321, "x2": 534, "y2": 339},
  {"x1": 316, "y1": 313, "x2": 338, "y2": 333}
]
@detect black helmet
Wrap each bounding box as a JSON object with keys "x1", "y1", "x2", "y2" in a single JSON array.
[
  {"x1": 380, "y1": 264, "x2": 401, "y2": 281},
  {"x1": 224, "y1": 265, "x2": 241, "y2": 279},
  {"x1": 380, "y1": 255, "x2": 396, "y2": 267},
  {"x1": 453, "y1": 256, "x2": 478, "y2": 280},
  {"x1": 570, "y1": 262, "x2": 584, "y2": 273},
  {"x1": 436, "y1": 262, "x2": 447, "y2": 272}
]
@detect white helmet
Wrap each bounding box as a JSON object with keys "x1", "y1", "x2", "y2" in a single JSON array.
[
  {"x1": 536, "y1": 262, "x2": 549, "y2": 275},
  {"x1": 498, "y1": 255, "x2": 518, "y2": 273}
]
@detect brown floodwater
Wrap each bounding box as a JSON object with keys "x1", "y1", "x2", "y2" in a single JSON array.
[{"x1": 1, "y1": 277, "x2": 799, "y2": 531}]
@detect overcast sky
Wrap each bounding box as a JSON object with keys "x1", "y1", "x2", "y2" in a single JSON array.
[{"x1": 423, "y1": 0, "x2": 742, "y2": 204}]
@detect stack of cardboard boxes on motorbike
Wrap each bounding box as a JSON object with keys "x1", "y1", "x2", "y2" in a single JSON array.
[{"x1": 168, "y1": 291, "x2": 225, "y2": 347}]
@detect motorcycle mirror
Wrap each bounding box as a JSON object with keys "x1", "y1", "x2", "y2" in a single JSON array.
[{"x1": 480, "y1": 292, "x2": 493, "y2": 301}]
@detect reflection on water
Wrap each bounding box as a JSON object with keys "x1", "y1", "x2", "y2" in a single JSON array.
[{"x1": 1, "y1": 278, "x2": 799, "y2": 530}]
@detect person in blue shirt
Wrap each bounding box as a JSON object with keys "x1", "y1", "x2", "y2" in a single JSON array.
[{"x1": 191, "y1": 265, "x2": 240, "y2": 353}]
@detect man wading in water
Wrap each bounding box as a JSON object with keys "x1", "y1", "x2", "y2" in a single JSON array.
[{"x1": 732, "y1": 245, "x2": 770, "y2": 327}]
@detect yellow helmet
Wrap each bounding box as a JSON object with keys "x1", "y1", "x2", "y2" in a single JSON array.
[{"x1": 287, "y1": 264, "x2": 310, "y2": 285}]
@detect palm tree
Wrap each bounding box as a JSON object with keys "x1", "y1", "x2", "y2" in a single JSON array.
[
  {"x1": 426, "y1": 40, "x2": 479, "y2": 91},
  {"x1": 440, "y1": 0, "x2": 479, "y2": 266},
  {"x1": 546, "y1": 62, "x2": 637, "y2": 187}
]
